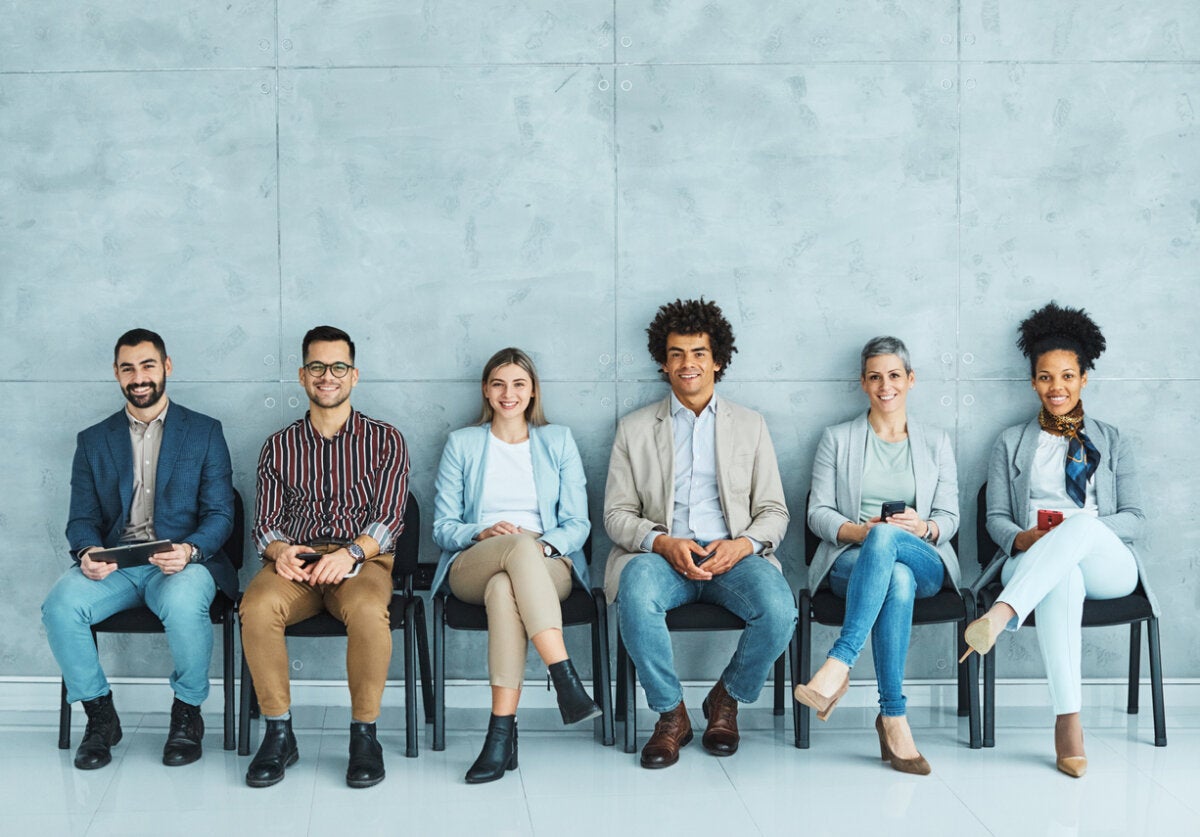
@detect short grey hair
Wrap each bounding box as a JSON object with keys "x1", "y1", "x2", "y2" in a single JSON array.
[{"x1": 860, "y1": 336, "x2": 912, "y2": 377}]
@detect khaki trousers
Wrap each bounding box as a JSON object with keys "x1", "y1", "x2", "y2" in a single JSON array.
[
  {"x1": 240, "y1": 554, "x2": 394, "y2": 721},
  {"x1": 448, "y1": 533, "x2": 573, "y2": 690}
]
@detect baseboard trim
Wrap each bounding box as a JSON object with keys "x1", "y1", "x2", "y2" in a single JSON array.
[{"x1": 4, "y1": 675, "x2": 1199, "y2": 715}]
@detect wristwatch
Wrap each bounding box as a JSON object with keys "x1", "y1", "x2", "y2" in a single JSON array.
[
  {"x1": 187, "y1": 544, "x2": 203, "y2": 563},
  {"x1": 540, "y1": 541, "x2": 558, "y2": 558},
  {"x1": 922, "y1": 523, "x2": 936, "y2": 543},
  {"x1": 346, "y1": 542, "x2": 367, "y2": 565}
]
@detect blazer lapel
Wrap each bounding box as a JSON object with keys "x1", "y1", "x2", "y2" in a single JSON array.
[
  {"x1": 713, "y1": 396, "x2": 734, "y2": 520},
  {"x1": 909, "y1": 419, "x2": 934, "y2": 515},
  {"x1": 106, "y1": 413, "x2": 134, "y2": 518},
  {"x1": 155, "y1": 405, "x2": 185, "y2": 503},
  {"x1": 847, "y1": 413, "x2": 868, "y2": 518},
  {"x1": 653, "y1": 397, "x2": 674, "y2": 527},
  {"x1": 1091, "y1": 422, "x2": 1114, "y2": 511},
  {"x1": 1010, "y1": 418, "x2": 1040, "y2": 515}
]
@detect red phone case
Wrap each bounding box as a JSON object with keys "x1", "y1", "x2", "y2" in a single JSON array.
[{"x1": 1037, "y1": 509, "x2": 1064, "y2": 531}]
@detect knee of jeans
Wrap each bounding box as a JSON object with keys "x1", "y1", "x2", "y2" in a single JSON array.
[
  {"x1": 483, "y1": 572, "x2": 516, "y2": 607},
  {"x1": 759, "y1": 581, "x2": 798, "y2": 634},
  {"x1": 617, "y1": 555, "x2": 666, "y2": 612},
  {"x1": 863, "y1": 523, "x2": 902, "y2": 553},
  {"x1": 157, "y1": 579, "x2": 214, "y2": 620},
  {"x1": 887, "y1": 564, "x2": 916, "y2": 604},
  {"x1": 40, "y1": 590, "x2": 75, "y2": 631}
]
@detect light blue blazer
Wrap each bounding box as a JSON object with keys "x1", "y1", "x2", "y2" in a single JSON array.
[
  {"x1": 807, "y1": 413, "x2": 961, "y2": 590},
  {"x1": 431, "y1": 423, "x2": 591, "y2": 595},
  {"x1": 985, "y1": 416, "x2": 1156, "y2": 614}
]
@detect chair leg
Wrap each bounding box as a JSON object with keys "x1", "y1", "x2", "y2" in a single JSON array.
[
  {"x1": 58, "y1": 679, "x2": 71, "y2": 750},
  {"x1": 790, "y1": 621, "x2": 802, "y2": 749},
  {"x1": 432, "y1": 594, "x2": 446, "y2": 752},
  {"x1": 237, "y1": 648, "x2": 253, "y2": 756},
  {"x1": 773, "y1": 653, "x2": 785, "y2": 716},
  {"x1": 223, "y1": 613, "x2": 236, "y2": 751},
  {"x1": 1127, "y1": 622, "x2": 1142, "y2": 715},
  {"x1": 956, "y1": 618, "x2": 970, "y2": 718},
  {"x1": 983, "y1": 647, "x2": 996, "y2": 748},
  {"x1": 591, "y1": 592, "x2": 615, "y2": 746},
  {"x1": 614, "y1": 630, "x2": 627, "y2": 724},
  {"x1": 1147, "y1": 617, "x2": 1167, "y2": 747},
  {"x1": 796, "y1": 591, "x2": 811, "y2": 749},
  {"x1": 623, "y1": 632, "x2": 637, "y2": 755},
  {"x1": 404, "y1": 598, "x2": 418, "y2": 758},
  {"x1": 414, "y1": 598, "x2": 434, "y2": 725},
  {"x1": 963, "y1": 599, "x2": 981, "y2": 749}
]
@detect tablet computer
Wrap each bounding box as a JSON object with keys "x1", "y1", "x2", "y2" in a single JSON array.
[{"x1": 89, "y1": 540, "x2": 174, "y2": 568}]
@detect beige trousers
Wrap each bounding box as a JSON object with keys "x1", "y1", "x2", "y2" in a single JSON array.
[
  {"x1": 240, "y1": 554, "x2": 394, "y2": 722},
  {"x1": 448, "y1": 533, "x2": 573, "y2": 690}
]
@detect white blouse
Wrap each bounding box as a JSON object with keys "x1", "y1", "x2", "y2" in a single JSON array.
[
  {"x1": 478, "y1": 436, "x2": 544, "y2": 534},
  {"x1": 1026, "y1": 430, "x2": 1099, "y2": 529}
]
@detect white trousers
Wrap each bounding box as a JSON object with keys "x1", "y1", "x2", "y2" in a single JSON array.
[{"x1": 998, "y1": 514, "x2": 1137, "y2": 714}]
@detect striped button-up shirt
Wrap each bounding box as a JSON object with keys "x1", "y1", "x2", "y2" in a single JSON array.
[{"x1": 254, "y1": 409, "x2": 410, "y2": 555}]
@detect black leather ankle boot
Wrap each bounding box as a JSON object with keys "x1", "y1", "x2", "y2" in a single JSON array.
[
  {"x1": 245, "y1": 717, "x2": 299, "y2": 788},
  {"x1": 465, "y1": 714, "x2": 518, "y2": 784},
  {"x1": 549, "y1": 659, "x2": 602, "y2": 725},
  {"x1": 162, "y1": 697, "x2": 204, "y2": 766},
  {"x1": 75, "y1": 691, "x2": 122, "y2": 770},
  {"x1": 346, "y1": 722, "x2": 385, "y2": 788}
]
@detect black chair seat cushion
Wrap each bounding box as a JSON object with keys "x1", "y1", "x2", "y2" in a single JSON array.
[
  {"x1": 978, "y1": 582, "x2": 1153, "y2": 628},
  {"x1": 93, "y1": 593, "x2": 235, "y2": 633},
  {"x1": 443, "y1": 587, "x2": 596, "y2": 631},
  {"x1": 809, "y1": 587, "x2": 966, "y2": 626},
  {"x1": 281, "y1": 593, "x2": 414, "y2": 637},
  {"x1": 664, "y1": 602, "x2": 746, "y2": 631}
]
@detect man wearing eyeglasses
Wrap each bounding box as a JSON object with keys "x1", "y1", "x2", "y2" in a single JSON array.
[{"x1": 240, "y1": 325, "x2": 410, "y2": 789}]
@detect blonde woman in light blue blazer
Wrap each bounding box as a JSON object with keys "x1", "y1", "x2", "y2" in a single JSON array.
[
  {"x1": 432, "y1": 347, "x2": 599, "y2": 784},
  {"x1": 795, "y1": 336, "x2": 960, "y2": 775}
]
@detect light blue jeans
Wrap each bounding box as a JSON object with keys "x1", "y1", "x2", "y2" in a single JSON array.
[
  {"x1": 618, "y1": 552, "x2": 796, "y2": 714},
  {"x1": 42, "y1": 563, "x2": 217, "y2": 705},
  {"x1": 827, "y1": 525, "x2": 944, "y2": 717}
]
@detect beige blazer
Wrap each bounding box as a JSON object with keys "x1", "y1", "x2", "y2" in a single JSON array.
[{"x1": 602, "y1": 395, "x2": 789, "y2": 603}]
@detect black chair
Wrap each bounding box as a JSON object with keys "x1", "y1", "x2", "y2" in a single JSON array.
[
  {"x1": 796, "y1": 494, "x2": 980, "y2": 749},
  {"x1": 58, "y1": 489, "x2": 247, "y2": 752},
  {"x1": 432, "y1": 536, "x2": 614, "y2": 750},
  {"x1": 614, "y1": 598, "x2": 792, "y2": 754},
  {"x1": 238, "y1": 493, "x2": 433, "y2": 758},
  {"x1": 971, "y1": 484, "x2": 1165, "y2": 747}
]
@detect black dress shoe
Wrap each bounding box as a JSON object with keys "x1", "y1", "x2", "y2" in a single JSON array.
[
  {"x1": 465, "y1": 714, "x2": 518, "y2": 784},
  {"x1": 548, "y1": 659, "x2": 603, "y2": 725},
  {"x1": 162, "y1": 698, "x2": 204, "y2": 766},
  {"x1": 245, "y1": 718, "x2": 299, "y2": 788},
  {"x1": 75, "y1": 691, "x2": 122, "y2": 770},
  {"x1": 346, "y1": 722, "x2": 385, "y2": 788}
]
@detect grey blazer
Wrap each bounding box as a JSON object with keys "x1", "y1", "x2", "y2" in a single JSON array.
[
  {"x1": 602, "y1": 395, "x2": 789, "y2": 604},
  {"x1": 985, "y1": 416, "x2": 1156, "y2": 614},
  {"x1": 807, "y1": 413, "x2": 961, "y2": 590}
]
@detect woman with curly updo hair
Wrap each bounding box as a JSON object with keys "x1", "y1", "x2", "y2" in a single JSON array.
[{"x1": 961, "y1": 302, "x2": 1146, "y2": 777}]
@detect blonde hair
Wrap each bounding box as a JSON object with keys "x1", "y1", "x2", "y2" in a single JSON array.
[{"x1": 478, "y1": 347, "x2": 548, "y2": 426}]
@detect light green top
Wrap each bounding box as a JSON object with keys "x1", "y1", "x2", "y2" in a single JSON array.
[{"x1": 858, "y1": 426, "x2": 916, "y2": 523}]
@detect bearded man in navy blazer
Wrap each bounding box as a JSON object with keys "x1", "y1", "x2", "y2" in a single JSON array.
[{"x1": 42, "y1": 328, "x2": 235, "y2": 771}]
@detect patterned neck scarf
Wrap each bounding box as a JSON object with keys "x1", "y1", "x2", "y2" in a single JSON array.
[{"x1": 1037, "y1": 400, "x2": 1100, "y2": 508}]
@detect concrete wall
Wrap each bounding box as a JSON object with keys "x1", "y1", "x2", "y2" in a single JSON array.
[{"x1": 2, "y1": 2, "x2": 1197, "y2": 694}]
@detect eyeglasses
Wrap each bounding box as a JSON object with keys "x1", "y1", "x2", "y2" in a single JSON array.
[{"x1": 303, "y1": 361, "x2": 354, "y2": 378}]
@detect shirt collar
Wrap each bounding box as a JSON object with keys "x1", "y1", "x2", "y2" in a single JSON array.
[
  {"x1": 126, "y1": 398, "x2": 169, "y2": 429},
  {"x1": 669, "y1": 391, "x2": 718, "y2": 419},
  {"x1": 304, "y1": 407, "x2": 359, "y2": 440}
]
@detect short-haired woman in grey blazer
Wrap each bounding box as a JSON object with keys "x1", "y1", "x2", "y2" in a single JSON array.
[
  {"x1": 794, "y1": 337, "x2": 960, "y2": 775},
  {"x1": 961, "y1": 303, "x2": 1144, "y2": 778}
]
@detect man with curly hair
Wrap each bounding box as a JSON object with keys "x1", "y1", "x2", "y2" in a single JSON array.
[{"x1": 603, "y1": 298, "x2": 794, "y2": 768}]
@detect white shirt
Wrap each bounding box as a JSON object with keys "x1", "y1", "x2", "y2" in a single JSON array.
[
  {"x1": 478, "y1": 435, "x2": 543, "y2": 534},
  {"x1": 1027, "y1": 430, "x2": 1099, "y2": 529}
]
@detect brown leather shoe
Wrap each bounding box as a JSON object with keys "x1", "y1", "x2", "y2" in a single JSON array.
[
  {"x1": 640, "y1": 702, "x2": 693, "y2": 769},
  {"x1": 701, "y1": 680, "x2": 740, "y2": 756}
]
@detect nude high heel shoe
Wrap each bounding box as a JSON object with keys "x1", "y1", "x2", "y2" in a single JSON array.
[
  {"x1": 959, "y1": 616, "x2": 1000, "y2": 663},
  {"x1": 792, "y1": 672, "x2": 850, "y2": 722}
]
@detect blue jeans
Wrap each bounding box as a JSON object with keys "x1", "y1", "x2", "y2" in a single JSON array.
[
  {"x1": 618, "y1": 553, "x2": 796, "y2": 714},
  {"x1": 827, "y1": 525, "x2": 944, "y2": 717},
  {"x1": 42, "y1": 563, "x2": 217, "y2": 705}
]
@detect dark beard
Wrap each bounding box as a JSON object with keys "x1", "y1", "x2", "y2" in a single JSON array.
[{"x1": 123, "y1": 380, "x2": 165, "y2": 409}]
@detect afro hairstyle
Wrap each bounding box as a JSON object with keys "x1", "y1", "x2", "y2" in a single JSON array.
[
  {"x1": 646, "y1": 297, "x2": 737, "y2": 383},
  {"x1": 1017, "y1": 301, "x2": 1107, "y2": 374}
]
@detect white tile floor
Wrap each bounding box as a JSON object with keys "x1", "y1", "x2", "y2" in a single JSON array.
[{"x1": 4, "y1": 704, "x2": 1197, "y2": 836}]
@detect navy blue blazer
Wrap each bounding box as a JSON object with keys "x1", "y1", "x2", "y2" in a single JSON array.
[{"x1": 65, "y1": 401, "x2": 238, "y2": 598}]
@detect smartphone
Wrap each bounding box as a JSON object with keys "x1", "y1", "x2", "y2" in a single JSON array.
[
  {"x1": 1037, "y1": 509, "x2": 1064, "y2": 531},
  {"x1": 881, "y1": 501, "x2": 906, "y2": 521},
  {"x1": 693, "y1": 550, "x2": 715, "y2": 567},
  {"x1": 297, "y1": 552, "x2": 323, "y2": 565}
]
